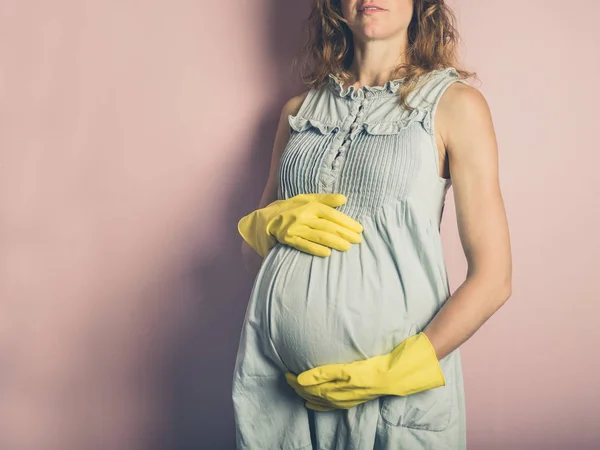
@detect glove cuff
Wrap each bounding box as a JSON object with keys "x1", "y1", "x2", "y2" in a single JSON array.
[
  {"x1": 389, "y1": 332, "x2": 446, "y2": 397},
  {"x1": 237, "y1": 212, "x2": 276, "y2": 257}
]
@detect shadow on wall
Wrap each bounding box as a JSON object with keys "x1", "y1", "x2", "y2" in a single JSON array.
[{"x1": 160, "y1": 2, "x2": 312, "y2": 449}]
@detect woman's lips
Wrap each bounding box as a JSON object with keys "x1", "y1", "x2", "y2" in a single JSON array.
[{"x1": 358, "y1": 8, "x2": 386, "y2": 14}]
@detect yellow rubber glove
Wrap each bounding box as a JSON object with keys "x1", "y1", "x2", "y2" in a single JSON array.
[
  {"x1": 237, "y1": 193, "x2": 364, "y2": 258},
  {"x1": 285, "y1": 332, "x2": 445, "y2": 411}
]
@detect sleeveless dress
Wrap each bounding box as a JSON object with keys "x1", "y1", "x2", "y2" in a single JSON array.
[{"x1": 232, "y1": 67, "x2": 470, "y2": 450}]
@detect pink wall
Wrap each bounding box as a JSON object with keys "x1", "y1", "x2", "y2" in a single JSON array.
[{"x1": 1, "y1": 1, "x2": 598, "y2": 449}]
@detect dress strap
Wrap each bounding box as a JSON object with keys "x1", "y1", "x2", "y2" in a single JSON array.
[{"x1": 410, "y1": 67, "x2": 470, "y2": 136}]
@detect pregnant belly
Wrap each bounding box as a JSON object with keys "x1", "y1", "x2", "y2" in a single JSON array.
[{"x1": 263, "y1": 245, "x2": 418, "y2": 375}]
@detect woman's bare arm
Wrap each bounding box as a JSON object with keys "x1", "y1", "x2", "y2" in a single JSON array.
[
  {"x1": 241, "y1": 91, "x2": 310, "y2": 275},
  {"x1": 423, "y1": 82, "x2": 513, "y2": 360}
]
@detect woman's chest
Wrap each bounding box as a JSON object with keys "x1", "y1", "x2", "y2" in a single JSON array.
[{"x1": 278, "y1": 106, "x2": 437, "y2": 216}]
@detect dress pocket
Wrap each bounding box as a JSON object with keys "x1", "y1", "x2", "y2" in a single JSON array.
[{"x1": 378, "y1": 320, "x2": 453, "y2": 432}]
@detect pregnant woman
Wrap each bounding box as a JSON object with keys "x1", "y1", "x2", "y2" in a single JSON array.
[{"x1": 232, "y1": 1, "x2": 512, "y2": 449}]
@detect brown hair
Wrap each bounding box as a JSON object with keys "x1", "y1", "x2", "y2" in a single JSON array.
[{"x1": 291, "y1": 0, "x2": 478, "y2": 110}]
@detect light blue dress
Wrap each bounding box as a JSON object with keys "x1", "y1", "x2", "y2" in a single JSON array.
[{"x1": 232, "y1": 67, "x2": 470, "y2": 450}]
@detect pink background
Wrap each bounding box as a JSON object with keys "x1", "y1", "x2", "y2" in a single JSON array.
[{"x1": 1, "y1": 1, "x2": 599, "y2": 449}]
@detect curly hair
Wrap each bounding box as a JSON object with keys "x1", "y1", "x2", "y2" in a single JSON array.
[{"x1": 291, "y1": 0, "x2": 477, "y2": 110}]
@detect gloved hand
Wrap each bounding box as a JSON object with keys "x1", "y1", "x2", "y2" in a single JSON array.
[
  {"x1": 285, "y1": 332, "x2": 445, "y2": 411},
  {"x1": 237, "y1": 193, "x2": 364, "y2": 258}
]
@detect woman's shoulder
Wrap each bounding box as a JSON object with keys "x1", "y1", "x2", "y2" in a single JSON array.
[
  {"x1": 435, "y1": 78, "x2": 494, "y2": 160},
  {"x1": 282, "y1": 90, "x2": 311, "y2": 118},
  {"x1": 437, "y1": 79, "x2": 486, "y2": 121}
]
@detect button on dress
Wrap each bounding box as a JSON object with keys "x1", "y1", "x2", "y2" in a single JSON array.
[{"x1": 232, "y1": 67, "x2": 470, "y2": 450}]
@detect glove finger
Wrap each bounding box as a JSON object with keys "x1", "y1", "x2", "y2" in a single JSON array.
[
  {"x1": 285, "y1": 372, "x2": 323, "y2": 398},
  {"x1": 286, "y1": 375, "x2": 335, "y2": 405},
  {"x1": 297, "y1": 228, "x2": 353, "y2": 252},
  {"x1": 297, "y1": 389, "x2": 333, "y2": 405},
  {"x1": 285, "y1": 235, "x2": 332, "y2": 257},
  {"x1": 297, "y1": 379, "x2": 362, "y2": 401},
  {"x1": 310, "y1": 396, "x2": 365, "y2": 410},
  {"x1": 305, "y1": 401, "x2": 336, "y2": 411},
  {"x1": 297, "y1": 364, "x2": 347, "y2": 386},
  {"x1": 326, "y1": 386, "x2": 377, "y2": 405},
  {"x1": 308, "y1": 385, "x2": 375, "y2": 409},
  {"x1": 291, "y1": 378, "x2": 371, "y2": 410},
  {"x1": 292, "y1": 387, "x2": 327, "y2": 405},
  {"x1": 284, "y1": 371, "x2": 298, "y2": 386},
  {"x1": 286, "y1": 371, "x2": 314, "y2": 394},
  {"x1": 304, "y1": 193, "x2": 347, "y2": 208},
  {"x1": 306, "y1": 397, "x2": 368, "y2": 410},
  {"x1": 303, "y1": 218, "x2": 363, "y2": 245},
  {"x1": 315, "y1": 204, "x2": 364, "y2": 234}
]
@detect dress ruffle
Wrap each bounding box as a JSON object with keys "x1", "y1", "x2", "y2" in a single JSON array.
[
  {"x1": 363, "y1": 107, "x2": 429, "y2": 135},
  {"x1": 289, "y1": 107, "x2": 430, "y2": 136},
  {"x1": 327, "y1": 73, "x2": 404, "y2": 100},
  {"x1": 327, "y1": 67, "x2": 461, "y2": 100},
  {"x1": 288, "y1": 114, "x2": 339, "y2": 135},
  {"x1": 289, "y1": 108, "x2": 431, "y2": 136},
  {"x1": 286, "y1": 67, "x2": 462, "y2": 137}
]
